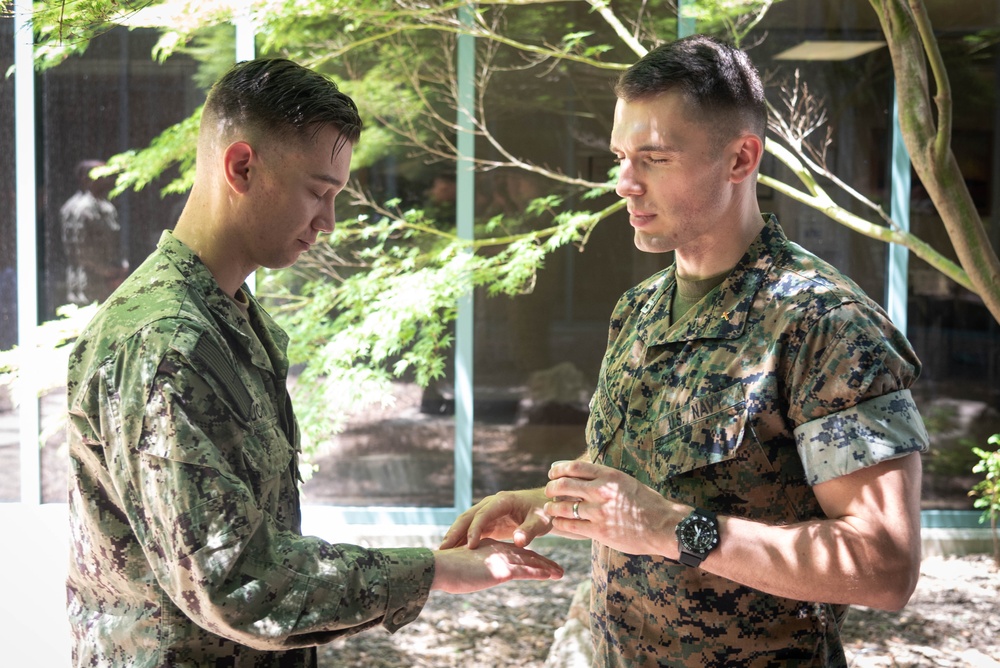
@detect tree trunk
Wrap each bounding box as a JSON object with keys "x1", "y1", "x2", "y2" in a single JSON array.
[{"x1": 869, "y1": 0, "x2": 1000, "y2": 324}]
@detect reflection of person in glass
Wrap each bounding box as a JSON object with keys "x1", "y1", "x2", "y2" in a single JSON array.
[{"x1": 60, "y1": 159, "x2": 128, "y2": 304}]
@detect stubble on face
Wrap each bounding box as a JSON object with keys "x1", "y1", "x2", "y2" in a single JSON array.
[{"x1": 613, "y1": 94, "x2": 710, "y2": 256}]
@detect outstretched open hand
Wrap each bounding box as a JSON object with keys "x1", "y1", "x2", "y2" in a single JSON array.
[{"x1": 432, "y1": 538, "x2": 564, "y2": 594}]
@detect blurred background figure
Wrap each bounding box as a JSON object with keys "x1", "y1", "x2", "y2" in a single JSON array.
[{"x1": 60, "y1": 160, "x2": 128, "y2": 304}]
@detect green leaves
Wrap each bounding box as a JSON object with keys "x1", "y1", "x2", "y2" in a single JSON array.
[
  {"x1": 258, "y1": 187, "x2": 613, "y2": 455},
  {"x1": 969, "y1": 435, "x2": 1000, "y2": 564},
  {"x1": 106, "y1": 111, "x2": 200, "y2": 197}
]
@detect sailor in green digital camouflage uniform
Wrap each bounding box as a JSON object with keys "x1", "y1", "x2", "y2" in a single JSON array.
[
  {"x1": 442, "y1": 36, "x2": 927, "y2": 667},
  {"x1": 66, "y1": 58, "x2": 562, "y2": 668}
]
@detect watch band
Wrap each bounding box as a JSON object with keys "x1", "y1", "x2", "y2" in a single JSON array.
[{"x1": 678, "y1": 546, "x2": 707, "y2": 568}]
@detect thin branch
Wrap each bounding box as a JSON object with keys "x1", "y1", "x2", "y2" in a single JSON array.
[
  {"x1": 907, "y1": 0, "x2": 951, "y2": 169},
  {"x1": 585, "y1": 0, "x2": 648, "y2": 57},
  {"x1": 764, "y1": 142, "x2": 973, "y2": 292}
]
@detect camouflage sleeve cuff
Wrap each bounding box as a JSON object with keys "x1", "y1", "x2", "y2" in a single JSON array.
[
  {"x1": 378, "y1": 547, "x2": 435, "y2": 633},
  {"x1": 794, "y1": 389, "x2": 929, "y2": 486}
]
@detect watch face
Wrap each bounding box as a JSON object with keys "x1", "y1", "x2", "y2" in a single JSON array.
[{"x1": 678, "y1": 513, "x2": 719, "y2": 553}]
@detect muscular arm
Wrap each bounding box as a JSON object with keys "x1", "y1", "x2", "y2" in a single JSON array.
[
  {"x1": 707, "y1": 452, "x2": 922, "y2": 609},
  {"x1": 543, "y1": 452, "x2": 923, "y2": 611}
]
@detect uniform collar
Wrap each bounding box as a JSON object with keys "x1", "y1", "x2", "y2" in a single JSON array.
[
  {"x1": 637, "y1": 215, "x2": 784, "y2": 345},
  {"x1": 157, "y1": 231, "x2": 289, "y2": 376}
]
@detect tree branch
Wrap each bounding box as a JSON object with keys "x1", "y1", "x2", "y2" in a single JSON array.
[{"x1": 764, "y1": 142, "x2": 974, "y2": 292}]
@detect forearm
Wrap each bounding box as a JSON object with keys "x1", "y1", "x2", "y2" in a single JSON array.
[
  {"x1": 144, "y1": 489, "x2": 435, "y2": 648},
  {"x1": 625, "y1": 495, "x2": 918, "y2": 610},
  {"x1": 701, "y1": 513, "x2": 919, "y2": 610},
  {"x1": 546, "y1": 455, "x2": 923, "y2": 611}
]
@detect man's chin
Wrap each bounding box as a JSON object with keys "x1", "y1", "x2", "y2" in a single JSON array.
[{"x1": 634, "y1": 232, "x2": 676, "y2": 255}]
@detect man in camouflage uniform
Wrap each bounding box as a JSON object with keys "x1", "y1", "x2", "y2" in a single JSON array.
[
  {"x1": 60, "y1": 159, "x2": 129, "y2": 304},
  {"x1": 66, "y1": 58, "x2": 562, "y2": 668},
  {"x1": 442, "y1": 35, "x2": 927, "y2": 666}
]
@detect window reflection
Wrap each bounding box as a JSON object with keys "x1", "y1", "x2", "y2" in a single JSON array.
[
  {"x1": 30, "y1": 27, "x2": 200, "y2": 502},
  {"x1": 1, "y1": 3, "x2": 998, "y2": 514},
  {"x1": 0, "y1": 14, "x2": 18, "y2": 501}
]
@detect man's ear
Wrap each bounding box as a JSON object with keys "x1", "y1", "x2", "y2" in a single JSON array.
[
  {"x1": 729, "y1": 133, "x2": 764, "y2": 184},
  {"x1": 222, "y1": 141, "x2": 255, "y2": 194}
]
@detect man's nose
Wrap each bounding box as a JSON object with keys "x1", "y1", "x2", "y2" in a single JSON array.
[
  {"x1": 314, "y1": 203, "x2": 336, "y2": 233},
  {"x1": 615, "y1": 161, "x2": 643, "y2": 199}
]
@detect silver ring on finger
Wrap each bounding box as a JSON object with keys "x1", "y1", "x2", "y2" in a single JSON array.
[{"x1": 572, "y1": 500, "x2": 581, "y2": 520}]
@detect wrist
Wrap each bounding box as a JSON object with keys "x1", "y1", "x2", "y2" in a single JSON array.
[{"x1": 675, "y1": 507, "x2": 721, "y2": 568}]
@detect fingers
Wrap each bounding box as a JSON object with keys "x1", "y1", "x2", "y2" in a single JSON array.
[
  {"x1": 461, "y1": 497, "x2": 512, "y2": 549},
  {"x1": 480, "y1": 538, "x2": 565, "y2": 581},
  {"x1": 440, "y1": 510, "x2": 475, "y2": 549},
  {"x1": 441, "y1": 503, "x2": 496, "y2": 550},
  {"x1": 439, "y1": 490, "x2": 549, "y2": 550},
  {"x1": 511, "y1": 508, "x2": 554, "y2": 548},
  {"x1": 440, "y1": 502, "x2": 484, "y2": 549},
  {"x1": 543, "y1": 497, "x2": 586, "y2": 525},
  {"x1": 548, "y1": 459, "x2": 601, "y2": 481},
  {"x1": 431, "y1": 539, "x2": 564, "y2": 594},
  {"x1": 545, "y1": 460, "x2": 608, "y2": 501}
]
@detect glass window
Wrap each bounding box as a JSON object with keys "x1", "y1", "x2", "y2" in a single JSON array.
[
  {"x1": 300, "y1": 0, "x2": 1000, "y2": 513},
  {"x1": 730, "y1": 0, "x2": 1000, "y2": 514},
  {"x1": 0, "y1": 14, "x2": 18, "y2": 502},
  {"x1": 5, "y1": 1, "x2": 998, "y2": 515},
  {"x1": 906, "y1": 34, "x2": 1000, "y2": 510},
  {"x1": 31, "y1": 27, "x2": 201, "y2": 502}
]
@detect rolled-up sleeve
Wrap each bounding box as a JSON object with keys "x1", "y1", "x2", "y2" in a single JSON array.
[
  {"x1": 794, "y1": 390, "x2": 929, "y2": 485},
  {"x1": 787, "y1": 302, "x2": 929, "y2": 486}
]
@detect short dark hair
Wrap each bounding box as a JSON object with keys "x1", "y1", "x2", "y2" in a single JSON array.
[
  {"x1": 204, "y1": 58, "x2": 363, "y2": 155},
  {"x1": 74, "y1": 159, "x2": 105, "y2": 186},
  {"x1": 615, "y1": 35, "x2": 766, "y2": 146}
]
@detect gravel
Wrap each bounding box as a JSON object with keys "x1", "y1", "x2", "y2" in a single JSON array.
[{"x1": 318, "y1": 541, "x2": 1000, "y2": 668}]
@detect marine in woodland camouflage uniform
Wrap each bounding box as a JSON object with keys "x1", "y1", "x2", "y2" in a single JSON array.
[
  {"x1": 586, "y1": 215, "x2": 927, "y2": 666},
  {"x1": 441, "y1": 35, "x2": 928, "y2": 668},
  {"x1": 66, "y1": 232, "x2": 435, "y2": 666}
]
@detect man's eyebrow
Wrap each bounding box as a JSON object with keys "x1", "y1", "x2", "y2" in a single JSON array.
[
  {"x1": 611, "y1": 144, "x2": 677, "y2": 153},
  {"x1": 608, "y1": 143, "x2": 677, "y2": 153},
  {"x1": 310, "y1": 173, "x2": 345, "y2": 187}
]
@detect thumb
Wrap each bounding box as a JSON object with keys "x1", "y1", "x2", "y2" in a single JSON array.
[{"x1": 512, "y1": 513, "x2": 550, "y2": 548}]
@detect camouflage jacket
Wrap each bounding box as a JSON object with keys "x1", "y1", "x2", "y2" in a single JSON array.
[
  {"x1": 66, "y1": 232, "x2": 435, "y2": 668},
  {"x1": 586, "y1": 216, "x2": 928, "y2": 667}
]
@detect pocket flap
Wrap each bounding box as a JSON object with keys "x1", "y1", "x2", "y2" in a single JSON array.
[{"x1": 652, "y1": 383, "x2": 748, "y2": 478}]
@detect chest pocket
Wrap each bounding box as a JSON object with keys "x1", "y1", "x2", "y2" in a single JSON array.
[
  {"x1": 243, "y1": 417, "x2": 293, "y2": 494},
  {"x1": 189, "y1": 332, "x2": 293, "y2": 503},
  {"x1": 644, "y1": 383, "x2": 749, "y2": 496}
]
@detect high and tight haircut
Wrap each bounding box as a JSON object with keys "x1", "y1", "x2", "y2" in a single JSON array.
[
  {"x1": 204, "y1": 58, "x2": 363, "y2": 155},
  {"x1": 615, "y1": 35, "x2": 766, "y2": 147}
]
